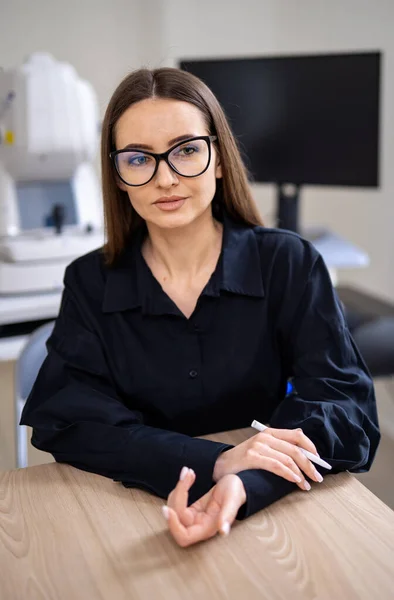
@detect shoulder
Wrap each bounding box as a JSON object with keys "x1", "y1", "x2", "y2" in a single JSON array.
[
  {"x1": 251, "y1": 225, "x2": 321, "y2": 274},
  {"x1": 64, "y1": 246, "x2": 107, "y2": 297},
  {"x1": 65, "y1": 246, "x2": 105, "y2": 279},
  {"x1": 245, "y1": 225, "x2": 329, "y2": 305}
]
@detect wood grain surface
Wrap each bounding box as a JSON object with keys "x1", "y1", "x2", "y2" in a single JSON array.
[{"x1": 1, "y1": 428, "x2": 394, "y2": 600}]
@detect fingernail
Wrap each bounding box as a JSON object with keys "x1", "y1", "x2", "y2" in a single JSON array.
[
  {"x1": 180, "y1": 466, "x2": 189, "y2": 481},
  {"x1": 304, "y1": 481, "x2": 311, "y2": 491},
  {"x1": 293, "y1": 474, "x2": 302, "y2": 483},
  {"x1": 162, "y1": 505, "x2": 169, "y2": 520},
  {"x1": 189, "y1": 468, "x2": 195, "y2": 477},
  {"x1": 315, "y1": 471, "x2": 323, "y2": 483},
  {"x1": 220, "y1": 521, "x2": 231, "y2": 536}
]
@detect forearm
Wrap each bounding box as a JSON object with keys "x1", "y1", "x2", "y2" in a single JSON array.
[{"x1": 31, "y1": 419, "x2": 233, "y2": 503}]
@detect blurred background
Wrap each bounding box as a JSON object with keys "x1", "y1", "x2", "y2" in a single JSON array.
[{"x1": 0, "y1": 0, "x2": 393, "y2": 509}]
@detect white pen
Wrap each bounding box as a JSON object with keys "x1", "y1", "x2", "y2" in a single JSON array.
[{"x1": 251, "y1": 420, "x2": 332, "y2": 470}]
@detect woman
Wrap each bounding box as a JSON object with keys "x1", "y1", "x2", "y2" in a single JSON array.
[{"x1": 21, "y1": 67, "x2": 380, "y2": 548}]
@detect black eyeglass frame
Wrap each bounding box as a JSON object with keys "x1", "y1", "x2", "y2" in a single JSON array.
[{"x1": 109, "y1": 135, "x2": 218, "y2": 187}]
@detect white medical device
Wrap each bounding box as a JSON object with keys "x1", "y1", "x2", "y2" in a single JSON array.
[{"x1": 0, "y1": 53, "x2": 104, "y2": 294}]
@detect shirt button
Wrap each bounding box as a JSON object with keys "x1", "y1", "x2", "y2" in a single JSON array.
[
  {"x1": 193, "y1": 324, "x2": 199, "y2": 332},
  {"x1": 189, "y1": 370, "x2": 198, "y2": 379}
]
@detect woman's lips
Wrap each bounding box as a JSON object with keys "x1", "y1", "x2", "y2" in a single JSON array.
[{"x1": 154, "y1": 198, "x2": 187, "y2": 211}]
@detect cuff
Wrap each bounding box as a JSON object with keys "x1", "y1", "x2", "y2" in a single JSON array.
[
  {"x1": 183, "y1": 440, "x2": 234, "y2": 503},
  {"x1": 235, "y1": 469, "x2": 297, "y2": 520}
]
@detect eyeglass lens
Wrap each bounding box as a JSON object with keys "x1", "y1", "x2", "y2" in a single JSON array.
[{"x1": 115, "y1": 138, "x2": 210, "y2": 185}]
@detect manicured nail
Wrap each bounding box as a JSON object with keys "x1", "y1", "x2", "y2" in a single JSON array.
[
  {"x1": 304, "y1": 481, "x2": 311, "y2": 491},
  {"x1": 180, "y1": 466, "x2": 189, "y2": 481},
  {"x1": 162, "y1": 505, "x2": 169, "y2": 520},
  {"x1": 293, "y1": 474, "x2": 302, "y2": 483},
  {"x1": 220, "y1": 521, "x2": 231, "y2": 536},
  {"x1": 315, "y1": 471, "x2": 323, "y2": 483}
]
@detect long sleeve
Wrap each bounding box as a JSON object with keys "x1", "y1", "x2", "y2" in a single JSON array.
[
  {"x1": 20, "y1": 275, "x2": 232, "y2": 504},
  {"x1": 236, "y1": 253, "x2": 380, "y2": 520}
]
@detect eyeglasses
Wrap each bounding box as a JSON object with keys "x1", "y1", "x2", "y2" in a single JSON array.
[{"x1": 110, "y1": 135, "x2": 217, "y2": 187}]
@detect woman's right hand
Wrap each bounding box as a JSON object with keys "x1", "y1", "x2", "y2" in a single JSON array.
[{"x1": 213, "y1": 427, "x2": 324, "y2": 491}]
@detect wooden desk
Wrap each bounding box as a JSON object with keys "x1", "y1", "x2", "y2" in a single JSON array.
[{"x1": 1, "y1": 428, "x2": 394, "y2": 600}]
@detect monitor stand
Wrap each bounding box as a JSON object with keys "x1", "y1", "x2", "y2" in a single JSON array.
[{"x1": 276, "y1": 183, "x2": 300, "y2": 233}]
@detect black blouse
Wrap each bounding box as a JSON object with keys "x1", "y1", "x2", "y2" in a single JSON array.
[{"x1": 21, "y1": 211, "x2": 380, "y2": 519}]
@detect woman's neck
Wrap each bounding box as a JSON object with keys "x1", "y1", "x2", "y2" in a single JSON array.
[{"x1": 142, "y1": 208, "x2": 223, "y2": 282}]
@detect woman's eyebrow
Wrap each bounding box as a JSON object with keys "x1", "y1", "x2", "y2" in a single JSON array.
[{"x1": 122, "y1": 133, "x2": 197, "y2": 151}]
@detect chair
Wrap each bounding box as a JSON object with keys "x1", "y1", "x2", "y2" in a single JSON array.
[
  {"x1": 351, "y1": 316, "x2": 394, "y2": 378},
  {"x1": 14, "y1": 321, "x2": 55, "y2": 468}
]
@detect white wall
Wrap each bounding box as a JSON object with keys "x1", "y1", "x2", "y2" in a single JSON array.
[
  {"x1": 1, "y1": 0, "x2": 393, "y2": 300},
  {"x1": 0, "y1": 0, "x2": 162, "y2": 117},
  {"x1": 159, "y1": 0, "x2": 394, "y2": 301}
]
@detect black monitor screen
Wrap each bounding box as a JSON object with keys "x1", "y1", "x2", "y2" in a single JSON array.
[{"x1": 180, "y1": 52, "x2": 381, "y2": 187}]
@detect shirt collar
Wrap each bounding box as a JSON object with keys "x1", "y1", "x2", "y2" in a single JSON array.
[
  {"x1": 102, "y1": 210, "x2": 264, "y2": 315},
  {"x1": 219, "y1": 211, "x2": 265, "y2": 298}
]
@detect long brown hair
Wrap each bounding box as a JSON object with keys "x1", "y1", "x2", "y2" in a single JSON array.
[{"x1": 101, "y1": 67, "x2": 263, "y2": 266}]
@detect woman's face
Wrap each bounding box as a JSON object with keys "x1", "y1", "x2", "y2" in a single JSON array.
[{"x1": 114, "y1": 98, "x2": 222, "y2": 230}]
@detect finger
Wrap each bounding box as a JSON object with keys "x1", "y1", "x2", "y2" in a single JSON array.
[
  {"x1": 248, "y1": 450, "x2": 312, "y2": 490},
  {"x1": 254, "y1": 442, "x2": 311, "y2": 490},
  {"x1": 265, "y1": 427, "x2": 318, "y2": 456},
  {"x1": 167, "y1": 467, "x2": 196, "y2": 527},
  {"x1": 254, "y1": 441, "x2": 305, "y2": 486},
  {"x1": 163, "y1": 505, "x2": 191, "y2": 547},
  {"x1": 216, "y1": 487, "x2": 245, "y2": 537},
  {"x1": 265, "y1": 437, "x2": 323, "y2": 483},
  {"x1": 164, "y1": 506, "x2": 217, "y2": 548}
]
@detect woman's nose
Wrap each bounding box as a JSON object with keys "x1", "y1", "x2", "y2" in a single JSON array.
[{"x1": 154, "y1": 159, "x2": 179, "y2": 187}]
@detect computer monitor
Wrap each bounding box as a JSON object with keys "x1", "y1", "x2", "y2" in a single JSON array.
[{"x1": 180, "y1": 52, "x2": 381, "y2": 232}]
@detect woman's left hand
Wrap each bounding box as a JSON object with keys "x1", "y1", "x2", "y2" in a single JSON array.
[{"x1": 162, "y1": 467, "x2": 247, "y2": 547}]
